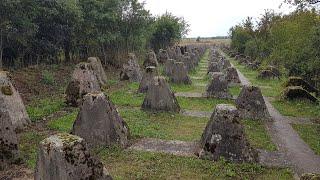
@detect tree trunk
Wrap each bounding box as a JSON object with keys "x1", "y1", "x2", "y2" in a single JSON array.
[
  {"x1": 101, "y1": 44, "x2": 107, "y2": 65},
  {"x1": 64, "y1": 41, "x2": 71, "y2": 63},
  {"x1": 0, "y1": 30, "x2": 3, "y2": 70}
]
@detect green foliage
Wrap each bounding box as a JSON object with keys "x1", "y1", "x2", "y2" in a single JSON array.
[
  {"x1": 230, "y1": 10, "x2": 320, "y2": 87},
  {"x1": 26, "y1": 97, "x2": 65, "y2": 122},
  {"x1": 97, "y1": 147, "x2": 293, "y2": 179},
  {"x1": 41, "y1": 70, "x2": 55, "y2": 85},
  {"x1": 0, "y1": 0, "x2": 187, "y2": 67},
  {"x1": 230, "y1": 25, "x2": 253, "y2": 53},
  {"x1": 150, "y1": 12, "x2": 189, "y2": 51}
]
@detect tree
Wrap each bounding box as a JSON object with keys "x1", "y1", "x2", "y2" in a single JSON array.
[{"x1": 150, "y1": 12, "x2": 189, "y2": 51}]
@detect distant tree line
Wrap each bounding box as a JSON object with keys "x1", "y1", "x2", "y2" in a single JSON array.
[
  {"x1": 0, "y1": 0, "x2": 189, "y2": 69},
  {"x1": 229, "y1": 5, "x2": 320, "y2": 87}
]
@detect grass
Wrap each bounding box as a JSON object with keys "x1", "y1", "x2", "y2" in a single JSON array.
[
  {"x1": 242, "y1": 120, "x2": 277, "y2": 151},
  {"x1": 177, "y1": 97, "x2": 234, "y2": 112},
  {"x1": 120, "y1": 108, "x2": 208, "y2": 141},
  {"x1": 229, "y1": 85, "x2": 242, "y2": 97},
  {"x1": 229, "y1": 59, "x2": 285, "y2": 98},
  {"x1": 272, "y1": 100, "x2": 320, "y2": 119},
  {"x1": 97, "y1": 147, "x2": 293, "y2": 180},
  {"x1": 108, "y1": 82, "x2": 145, "y2": 107},
  {"x1": 19, "y1": 131, "x2": 46, "y2": 169},
  {"x1": 47, "y1": 110, "x2": 79, "y2": 132},
  {"x1": 292, "y1": 124, "x2": 320, "y2": 155},
  {"x1": 26, "y1": 97, "x2": 65, "y2": 122}
]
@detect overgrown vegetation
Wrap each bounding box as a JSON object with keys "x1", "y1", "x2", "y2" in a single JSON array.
[
  {"x1": 97, "y1": 147, "x2": 293, "y2": 179},
  {"x1": 0, "y1": 0, "x2": 188, "y2": 68},
  {"x1": 229, "y1": 9, "x2": 320, "y2": 88}
]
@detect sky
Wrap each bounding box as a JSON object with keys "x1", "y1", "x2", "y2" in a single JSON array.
[{"x1": 139, "y1": 0, "x2": 295, "y2": 37}]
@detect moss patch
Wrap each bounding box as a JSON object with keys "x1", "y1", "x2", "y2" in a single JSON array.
[{"x1": 1, "y1": 85, "x2": 13, "y2": 96}]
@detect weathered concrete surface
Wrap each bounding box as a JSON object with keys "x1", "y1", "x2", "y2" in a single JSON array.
[
  {"x1": 129, "y1": 138, "x2": 198, "y2": 157},
  {"x1": 158, "y1": 49, "x2": 169, "y2": 64},
  {"x1": 164, "y1": 59, "x2": 175, "y2": 76},
  {"x1": 0, "y1": 71, "x2": 30, "y2": 130},
  {"x1": 225, "y1": 67, "x2": 241, "y2": 85},
  {"x1": 170, "y1": 62, "x2": 192, "y2": 84},
  {"x1": 142, "y1": 76, "x2": 180, "y2": 113},
  {"x1": 143, "y1": 50, "x2": 158, "y2": 68},
  {"x1": 181, "y1": 110, "x2": 211, "y2": 118},
  {"x1": 235, "y1": 86, "x2": 270, "y2": 120},
  {"x1": 88, "y1": 57, "x2": 108, "y2": 87},
  {"x1": 120, "y1": 53, "x2": 142, "y2": 83},
  {"x1": 0, "y1": 110, "x2": 19, "y2": 169},
  {"x1": 206, "y1": 73, "x2": 232, "y2": 99},
  {"x1": 65, "y1": 62, "x2": 101, "y2": 107},
  {"x1": 72, "y1": 93, "x2": 129, "y2": 148},
  {"x1": 35, "y1": 133, "x2": 112, "y2": 180},
  {"x1": 174, "y1": 92, "x2": 205, "y2": 98},
  {"x1": 138, "y1": 66, "x2": 157, "y2": 93},
  {"x1": 265, "y1": 98, "x2": 320, "y2": 175},
  {"x1": 197, "y1": 104, "x2": 258, "y2": 162}
]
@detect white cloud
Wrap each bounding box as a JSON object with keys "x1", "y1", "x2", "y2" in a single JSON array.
[{"x1": 140, "y1": 0, "x2": 294, "y2": 37}]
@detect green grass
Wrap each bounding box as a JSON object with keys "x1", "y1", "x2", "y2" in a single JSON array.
[
  {"x1": 108, "y1": 82, "x2": 145, "y2": 107},
  {"x1": 292, "y1": 124, "x2": 320, "y2": 155},
  {"x1": 26, "y1": 97, "x2": 65, "y2": 122},
  {"x1": 120, "y1": 108, "x2": 208, "y2": 141},
  {"x1": 177, "y1": 97, "x2": 234, "y2": 112},
  {"x1": 242, "y1": 120, "x2": 277, "y2": 151},
  {"x1": 229, "y1": 85, "x2": 242, "y2": 97},
  {"x1": 97, "y1": 147, "x2": 293, "y2": 180},
  {"x1": 47, "y1": 110, "x2": 79, "y2": 132},
  {"x1": 227, "y1": 56, "x2": 285, "y2": 98},
  {"x1": 272, "y1": 100, "x2": 320, "y2": 119},
  {"x1": 19, "y1": 131, "x2": 46, "y2": 169}
]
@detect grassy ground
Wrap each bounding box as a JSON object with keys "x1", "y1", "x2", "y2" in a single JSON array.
[
  {"x1": 97, "y1": 147, "x2": 293, "y2": 180},
  {"x1": 229, "y1": 58, "x2": 285, "y2": 98},
  {"x1": 26, "y1": 96, "x2": 65, "y2": 122},
  {"x1": 272, "y1": 100, "x2": 320, "y2": 119},
  {"x1": 14, "y1": 49, "x2": 294, "y2": 179},
  {"x1": 19, "y1": 131, "x2": 46, "y2": 168},
  {"x1": 120, "y1": 109, "x2": 208, "y2": 141},
  {"x1": 243, "y1": 120, "x2": 277, "y2": 151},
  {"x1": 292, "y1": 124, "x2": 320, "y2": 155},
  {"x1": 224, "y1": 51, "x2": 320, "y2": 120},
  {"x1": 222, "y1": 50, "x2": 320, "y2": 158}
]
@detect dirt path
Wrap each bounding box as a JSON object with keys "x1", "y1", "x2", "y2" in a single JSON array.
[{"x1": 234, "y1": 61, "x2": 320, "y2": 175}]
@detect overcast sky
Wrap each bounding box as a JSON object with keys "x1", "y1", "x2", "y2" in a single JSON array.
[{"x1": 140, "y1": 0, "x2": 295, "y2": 37}]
